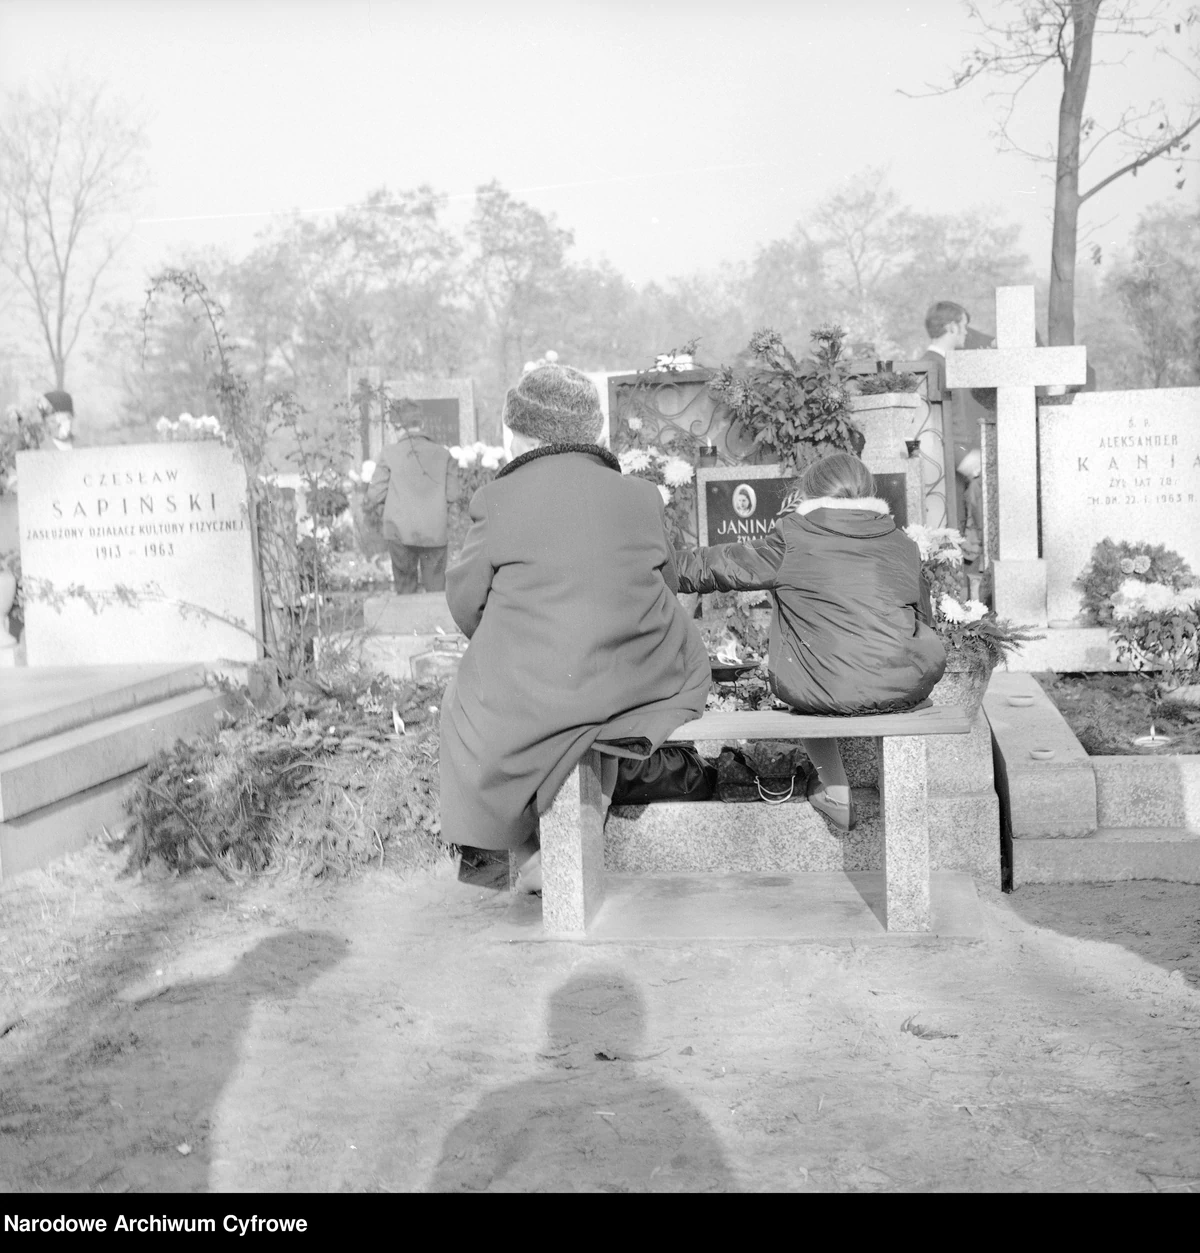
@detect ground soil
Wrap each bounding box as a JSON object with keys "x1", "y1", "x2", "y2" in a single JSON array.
[
  {"x1": 1034, "y1": 671, "x2": 1200, "y2": 756},
  {"x1": 3, "y1": 842, "x2": 1199, "y2": 1194}
]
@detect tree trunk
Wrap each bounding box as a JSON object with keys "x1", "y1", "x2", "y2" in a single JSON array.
[{"x1": 1048, "y1": 1, "x2": 1098, "y2": 347}]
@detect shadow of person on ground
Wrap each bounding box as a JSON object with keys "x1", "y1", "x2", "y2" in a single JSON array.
[
  {"x1": 1005, "y1": 881, "x2": 1200, "y2": 988},
  {"x1": 0, "y1": 929, "x2": 345, "y2": 1193},
  {"x1": 427, "y1": 964, "x2": 737, "y2": 1192}
]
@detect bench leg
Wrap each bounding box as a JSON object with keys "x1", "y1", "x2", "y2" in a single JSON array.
[
  {"x1": 877, "y1": 736, "x2": 931, "y2": 931},
  {"x1": 538, "y1": 748, "x2": 607, "y2": 936}
]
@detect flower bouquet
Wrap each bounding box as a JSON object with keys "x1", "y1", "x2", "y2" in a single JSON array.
[{"x1": 905, "y1": 524, "x2": 1041, "y2": 715}]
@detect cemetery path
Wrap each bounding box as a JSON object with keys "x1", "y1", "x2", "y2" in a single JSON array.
[{"x1": 1, "y1": 845, "x2": 1199, "y2": 1194}]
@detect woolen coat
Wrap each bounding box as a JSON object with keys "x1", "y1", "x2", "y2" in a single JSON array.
[
  {"x1": 438, "y1": 445, "x2": 710, "y2": 851},
  {"x1": 364, "y1": 432, "x2": 459, "y2": 548},
  {"x1": 675, "y1": 496, "x2": 946, "y2": 716}
]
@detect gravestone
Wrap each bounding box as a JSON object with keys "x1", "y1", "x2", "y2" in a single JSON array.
[
  {"x1": 697, "y1": 465, "x2": 790, "y2": 545},
  {"x1": 16, "y1": 443, "x2": 261, "y2": 666},
  {"x1": 1040, "y1": 387, "x2": 1200, "y2": 623},
  {"x1": 945, "y1": 286, "x2": 1087, "y2": 625},
  {"x1": 375, "y1": 379, "x2": 477, "y2": 457},
  {"x1": 846, "y1": 393, "x2": 930, "y2": 528}
]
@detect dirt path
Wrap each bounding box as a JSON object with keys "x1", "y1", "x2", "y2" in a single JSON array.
[{"x1": 2, "y1": 844, "x2": 1199, "y2": 1193}]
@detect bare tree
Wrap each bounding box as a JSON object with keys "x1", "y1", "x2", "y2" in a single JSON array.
[
  {"x1": 0, "y1": 80, "x2": 148, "y2": 388},
  {"x1": 909, "y1": 1, "x2": 1200, "y2": 344}
]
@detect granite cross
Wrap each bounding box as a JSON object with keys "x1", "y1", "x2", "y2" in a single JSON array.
[{"x1": 944, "y1": 286, "x2": 1087, "y2": 624}]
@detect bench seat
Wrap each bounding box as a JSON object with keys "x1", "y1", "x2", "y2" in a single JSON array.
[{"x1": 531, "y1": 704, "x2": 972, "y2": 937}]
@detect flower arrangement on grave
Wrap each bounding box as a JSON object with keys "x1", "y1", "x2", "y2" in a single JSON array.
[
  {"x1": 1074, "y1": 537, "x2": 1195, "y2": 626},
  {"x1": 1107, "y1": 578, "x2": 1200, "y2": 691},
  {"x1": 854, "y1": 370, "x2": 921, "y2": 395},
  {"x1": 615, "y1": 436, "x2": 699, "y2": 549},
  {"x1": 707, "y1": 325, "x2": 865, "y2": 475},
  {"x1": 447, "y1": 441, "x2": 510, "y2": 556},
  {"x1": 154, "y1": 412, "x2": 228, "y2": 443},
  {"x1": 0, "y1": 399, "x2": 48, "y2": 494},
  {"x1": 905, "y1": 524, "x2": 1040, "y2": 682}
]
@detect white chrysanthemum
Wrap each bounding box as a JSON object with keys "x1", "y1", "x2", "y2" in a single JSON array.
[
  {"x1": 1113, "y1": 578, "x2": 1197, "y2": 619},
  {"x1": 657, "y1": 484, "x2": 672, "y2": 505},
  {"x1": 963, "y1": 600, "x2": 989, "y2": 623},
  {"x1": 361, "y1": 460, "x2": 376, "y2": 481},
  {"x1": 662, "y1": 456, "x2": 693, "y2": 487},
  {"x1": 903, "y1": 524, "x2": 933, "y2": 560},
  {"x1": 626, "y1": 415, "x2": 643, "y2": 431},
  {"x1": 178, "y1": 412, "x2": 197, "y2": 427},
  {"x1": 448, "y1": 445, "x2": 462, "y2": 460},
  {"x1": 155, "y1": 416, "x2": 174, "y2": 434},
  {"x1": 938, "y1": 594, "x2": 968, "y2": 623},
  {"x1": 479, "y1": 451, "x2": 500, "y2": 470},
  {"x1": 619, "y1": 449, "x2": 652, "y2": 473},
  {"x1": 544, "y1": 349, "x2": 558, "y2": 362}
]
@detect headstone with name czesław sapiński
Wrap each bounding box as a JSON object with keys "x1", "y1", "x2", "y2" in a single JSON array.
[{"x1": 16, "y1": 442, "x2": 262, "y2": 666}]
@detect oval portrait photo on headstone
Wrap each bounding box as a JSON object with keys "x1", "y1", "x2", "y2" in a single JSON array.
[{"x1": 732, "y1": 484, "x2": 757, "y2": 518}]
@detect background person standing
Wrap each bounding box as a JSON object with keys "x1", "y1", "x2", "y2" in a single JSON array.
[{"x1": 365, "y1": 400, "x2": 460, "y2": 594}]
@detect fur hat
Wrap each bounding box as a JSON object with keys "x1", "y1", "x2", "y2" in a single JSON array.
[
  {"x1": 503, "y1": 364, "x2": 603, "y2": 445},
  {"x1": 42, "y1": 390, "x2": 73, "y2": 415}
]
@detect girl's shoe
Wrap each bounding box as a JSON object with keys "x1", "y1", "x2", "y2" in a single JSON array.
[
  {"x1": 806, "y1": 773, "x2": 856, "y2": 831},
  {"x1": 514, "y1": 849, "x2": 543, "y2": 894}
]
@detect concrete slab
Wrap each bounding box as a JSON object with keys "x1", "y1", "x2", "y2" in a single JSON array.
[
  {"x1": 0, "y1": 688, "x2": 222, "y2": 820},
  {"x1": 1004, "y1": 625, "x2": 1127, "y2": 672},
  {"x1": 985, "y1": 670, "x2": 1097, "y2": 836},
  {"x1": 0, "y1": 663, "x2": 207, "y2": 754},
  {"x1": 1014, "y1": 833, "x2": 1200, "y2": 885},
  {"x1": 493, "y1": 871, "x2": 985, "y2": 944},
  {"x1": 363, "y1": 593, "x2": 458, "y2": 635},
  {"x1": 1092, "y1": 755, "x2": 1200, "y2": 829},
  {"x1": 0, "y1": 769, "x2": 138, "y2": 880}
]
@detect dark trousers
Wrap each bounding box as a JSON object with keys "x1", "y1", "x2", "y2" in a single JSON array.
[{"x1": 388, "y1": 540, "x2": 447, "y2": 594}]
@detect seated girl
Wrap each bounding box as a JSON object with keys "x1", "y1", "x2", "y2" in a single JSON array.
[
  {"x1": 675, "y1": 452, "x2": 945, "y2": 830},
  {"x1": 439, "y1": 364, "x2": 711, "y2": 890}
]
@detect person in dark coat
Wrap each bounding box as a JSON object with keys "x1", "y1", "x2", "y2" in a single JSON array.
[
  {"x1": 439, "y1": 364, "x2": 710, "y2": 889},
  {"x1": 676, "y1": 452, "x2": 945, "y2": 831},
  {"x1": 364, "y1": 403, "x2": 460, "y2": 594}
]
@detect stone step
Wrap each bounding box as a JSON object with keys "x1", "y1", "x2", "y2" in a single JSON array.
[
  {"x1": 1091, "y1": 755, "x2": 1200, "y2": 830},
  {"x1": 605, "y1": 787, "x2": 1000, "y2": 886},
  {"x1": 0, "y1": 663, "x2": 208, "y2": 755},
  {"x1": 1014, "y1": 828, "x2": 1200, "y2": 885},
  {"x1": 0, "y1": 688, "x2": 223, "y2": 822},
  {"x1": 0, "y1": 770, "x2": 140, "y2": 881}
]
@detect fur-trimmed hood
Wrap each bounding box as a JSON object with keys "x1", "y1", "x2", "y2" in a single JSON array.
[{"x1": 795, "y1": 496, "x2": 891, "y2": 516}]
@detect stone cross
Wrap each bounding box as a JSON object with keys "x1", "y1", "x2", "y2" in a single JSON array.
[{"x1": 944, "y1": 286, "x2": 1086, "y2": 625}]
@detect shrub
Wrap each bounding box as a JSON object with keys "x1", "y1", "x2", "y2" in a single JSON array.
[{"x1": 1074, "y1": 538, "x2": 1195, "y2": 625}]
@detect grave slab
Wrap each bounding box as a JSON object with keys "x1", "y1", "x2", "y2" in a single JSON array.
[
  {"x1": 362, "y1": 593, "x2": 458, "y2": 635},
  {"x1": 0, "y1": 770, "x2": 139, "y2": 881},
  {"x1": 16, "y1": 443, "x2": 260, "y2": 666},
  {"x1": 0, "y1": 663, "x2": 207, "y2": 754},
  {"x1": 0, "y1": 688, "x2": 222, "y2": 821},
  {"x1": 495, "y1": 871, "x2": 986, "y2": 944},
  {"x1": 1091, "y1": 755, "x2": 1200, "y2": 830},
  {"x1": 983, "y1": 670, "x2": 1097, "y2": 837},
  {"x1": 1013, "y1": 832, "x2": 1200, "y2": 885}
]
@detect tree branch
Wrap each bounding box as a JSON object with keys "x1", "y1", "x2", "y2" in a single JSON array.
[{"x1": 1080, "y1": 112, "x2": 1200, "y2": 202}]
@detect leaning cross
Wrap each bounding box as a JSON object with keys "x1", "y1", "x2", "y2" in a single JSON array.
[{"x1": 945, "y1": 286, "x2": 1086, "y2": 625}]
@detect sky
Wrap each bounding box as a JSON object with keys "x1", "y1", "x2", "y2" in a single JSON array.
[{"x1": 1, "y1": 0, "x2": 1197, "y2": 388}]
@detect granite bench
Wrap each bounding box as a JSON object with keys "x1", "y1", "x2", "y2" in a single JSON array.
[{"x1": 527, "y1": 704, "x2": 972, "y2": 937}]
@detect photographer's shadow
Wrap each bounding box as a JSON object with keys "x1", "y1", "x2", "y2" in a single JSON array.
[{"x1": 428, "y1": 965, "x2": 737, "y2": 1192}]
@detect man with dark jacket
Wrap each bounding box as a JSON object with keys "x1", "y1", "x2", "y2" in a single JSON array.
[{"x1": 364, "y1": 404, "x2": 460, "y2": 594}]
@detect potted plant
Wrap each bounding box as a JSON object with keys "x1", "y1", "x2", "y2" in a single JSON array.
[
  {"x1": 707, "y1": 325, "x2": 865, "y2": 475},
  {"x1": 906, "y1": 525, "x2": 1040, "y2": 718}
]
